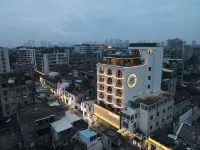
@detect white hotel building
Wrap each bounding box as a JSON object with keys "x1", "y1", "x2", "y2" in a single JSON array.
[{"x1": 94, "y1": 43, "x2": 174, "y2": 135}]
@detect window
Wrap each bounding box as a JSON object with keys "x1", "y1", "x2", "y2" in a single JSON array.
[
  {"x1": 134, "y1": 122, "x2": 136, "y2": 128},
  {"x1": 157, "y1": 112, "x2": 159, "y2": 116},
  {"x1": 150, "y1": 125, "x2": 153, "y2": 130},
  {"x1": 148, "y1": 85, "x2": 150, "y2": 89},
  {"x1": 167, "y1": 116, "x2": 169, "y2": 120},
  {"x1": 123, "y1": 122, "x2": 128, "y2": 128},
  {"x1": 135, "y1": 113, "x2": 137, "y2": 119},
  {"x1": 170, "y1": 105, "x2": 172, "y2": 109},
  {"x1": 156, "y1": 122, "x2": 159, "y2": 126},
  {"x1": 162, "y1": 118, "x2": 164, "y2": 122},
  {"x1": 149, "y1": 67, "x2": 151, "y2": 71},
  {"x1": 170, "y1": 114, "x2": 171, "y2": 118},
  {"x1": 131, "y1": 115, "x2": 134, "y2": 120},
  {"x1": 148, "y1": 76, "x2": 151, "y2": 80},
  {"x1": 168, "y1": 107, "x2": 169, "y2": 111},
  {"x1": 163, "y1": 109, "x2": 165, "y2": 113},
  {"x1": 150, "y1": 115, "x2": 153, "y2": 120},
  {"x1": 5, "y1": 98, "x2": 8, "y2": 102}
]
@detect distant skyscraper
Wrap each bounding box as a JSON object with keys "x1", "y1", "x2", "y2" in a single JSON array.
[
  {"x1": 47, "y1": 41, "x2": 51, "y2": 47},
  {"x1": 32, "y1": 40, "x2": 35, "y2": 47},
  {"x1": 192, "y1": 40, "x2": 196, "y2": 46},
  {"x1": 110, "y1": 39, "x2": 113, "y2": 46},
  {"x1": 0, "y1": 47, "x2": 11, "y2": 73},
  {"x1": 28, "y1": 40, "x2": 32, "y2": 47},
  {"x1": 104, "y1": 39, "x2": 109, "y2": 45}
]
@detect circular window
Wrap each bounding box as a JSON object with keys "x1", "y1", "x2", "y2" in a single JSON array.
[{"x1": 127, "y1": 74, "x2": 137, "y2": 88}]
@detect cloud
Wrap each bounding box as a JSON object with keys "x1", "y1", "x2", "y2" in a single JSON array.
[{"x1": 0, "y1": 0, "x2": 200, "y2": 46}]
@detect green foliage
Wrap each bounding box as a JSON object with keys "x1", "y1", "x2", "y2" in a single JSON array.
[{"x1": 52, "y1": 64, "x2": 71, "y2": 74}]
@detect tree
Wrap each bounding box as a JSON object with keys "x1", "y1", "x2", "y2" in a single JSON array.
[{"x1": 52, "y1": 64, "x2": 71, "y2": 74}]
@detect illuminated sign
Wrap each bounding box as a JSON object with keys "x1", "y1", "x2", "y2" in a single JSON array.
[
  {"x1": 108, "y1": 45, "x2": 112, "y2": 49},
  {"x1": 127, "y1": 74, "x2": 137, "y2": 88},
  {"x1": 93, "y1": 104, "x2": 120, "y2": 129}
]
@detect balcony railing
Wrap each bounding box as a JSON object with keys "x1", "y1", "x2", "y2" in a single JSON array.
[
  {"x1": 116, "y1": 90, "x2": 122, "y2": 97},
  {"x1": 116, "y1": 99, "x2": 122, "y2": 107},
  {"x1": 106, "y1": 97, "x2": 112, "y2": 103},
  {"x1": 99, "y1": 77, "x2": 104, "y2": 82}
]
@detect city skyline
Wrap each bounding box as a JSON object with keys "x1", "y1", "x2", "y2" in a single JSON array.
[{"x1": 0, "y1": 0, "x2": 200, "y2": 46}]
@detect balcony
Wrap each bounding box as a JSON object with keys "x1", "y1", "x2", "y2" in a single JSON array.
[
  {"x1": 116, "y1": 98, "x2": 122, "y2": 108},
  {"x1": 99, "y1": 84, "x2": 104, "y2": 91},
  {"x1": 107, "y1": 86, "x2": 112, "y2": 94},
  {"x1": 101, "y1": 57, "x2": 143, "y2": 67},
  {"x1": 99, "y1": 76, "x2": 104, "y2": 83},
  {"x1": 107, "y1": 68, "x2": 112, "y2": 76},
  {"x1": 99, "y1": 66, "x2": 104, "y2": 74},
  {"x1": 116, "y1": 70, "x2": 123, "y2": 78},
  {"x1": 115, "y1": 89, "x2": 122, "y2": 98},
  {"x1": 115, "y1": 80, "x2": 123, "y2": 88},
  {"x1": 107, "y1": 77, "x2": 113, "y2": 85},
  {"x1": 99, "y1": 92, "x2": 104, "y2": 100},
  {"x1": 106, "y1": 95, "x2": 113, "y2": 104}
]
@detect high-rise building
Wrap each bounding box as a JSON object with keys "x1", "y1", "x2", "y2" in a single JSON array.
[
  {"x1": 165, "y1": 38, "x2": 184, "y2": 60},
  {"x1": 74, "y1": 44, "x2": 104, "y2": 54},
  {"x1": 36, "y1": 48, "x2": 70, "y2": 74},
  {"x1": 17, "y1": 48, "x2": 36, "y2": 66},
  {"x1": 47, "y1": 41, "x2": 51, "y2": 47},
  {"x1": 32, "y1": 40, "x2": 35, "y2": 47},
  {"x1": 104, "y1": 39, "x2": 109, "y2": 45},
  {"x1": 192, "y1": 40, "x2": 196, "y2": 46},
  {"x1": 191, "y1": 45, "x2": 200, "y2": 72},
  {"x1": 94, "y1": 43, "x2": 173, "y2": 135},
  {"x1": 0, "y1": 47, "x2": 11, "y2": 73}
]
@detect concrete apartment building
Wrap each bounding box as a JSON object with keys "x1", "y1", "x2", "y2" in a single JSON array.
[
  {"x1": 18, "y1": 103, "x2": 65, "y2": 149},
  {"x1": 191, "y1": 45, "x2": 200, "y2": 72},
  {"x1": 164, "y1": 38, "x2": 185, "y2": 60},
  {"x1": 0, "y1": 72, "x2": 34, "y2": 118},
  {"x1": 0, "y1": 47, "x2": 11, "y2": 73},
  {"x1": 163, "y1": 59, "x2": 183, "y2": 86},
  {"x1": 74, "y1": 44, "x2": 104, "y2": 54},
  {"x1": 94, "y1": 42, "x2": 173, "y2": 136},
  {"x1": 51, "y1": 111, "x2": 88, "y2": 149},
  {"x1": 16, "y1": 48, "x2": 36, "y2": 66},
  {"x1": 36, "y1": 48, "x2": 69, "y2": 74},
  {"x1": 161, "y1": 68, "x2": 177, "y2": 94}
]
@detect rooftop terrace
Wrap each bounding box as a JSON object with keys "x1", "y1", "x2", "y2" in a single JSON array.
[
  {"x1": 19, "y1": 103, "x2": 62, "y2": 123},
  {"x1": 134, "y1": 91, "x2": 172, "y2": 106}
]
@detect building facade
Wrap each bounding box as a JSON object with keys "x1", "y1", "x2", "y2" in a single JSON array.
[
  {"x1": 161, "y1": 68, "x2": 177, "y2": 94},
  {"x1": 163, "y1": 59, "x2": 183, "y2": 86},
  {"x1": 19, "y1": 103, "x2": 65, "y2": 149},
  {"x1": 17, "y1": 48, "x2": 36, "y2": 66},
  {"x1": 94, "y1": 43, "x2": 174, "y2": 135},
  {"x1": 74, "y1": 44, "x2": 104, "y2": 54},
  {"x1": 0, "y1": 47, "x2": 11, "y2": 73},
  {"x1": 0, "y1": 72, "x2": 34, "y2": 117},
  {"x1": 36, "y1": 48, "x2": 69, "y2": 74}
]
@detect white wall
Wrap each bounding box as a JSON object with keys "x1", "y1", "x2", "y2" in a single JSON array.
[
  {"x1": 43, "y1": 54, "x2": 49, "y2": 74},
  {"x1": 179, "y1": 108, "x2": 193, "y2": 125},
  {"x1": 124, "y1": 66, "x2": 146, "y2": 108}
]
